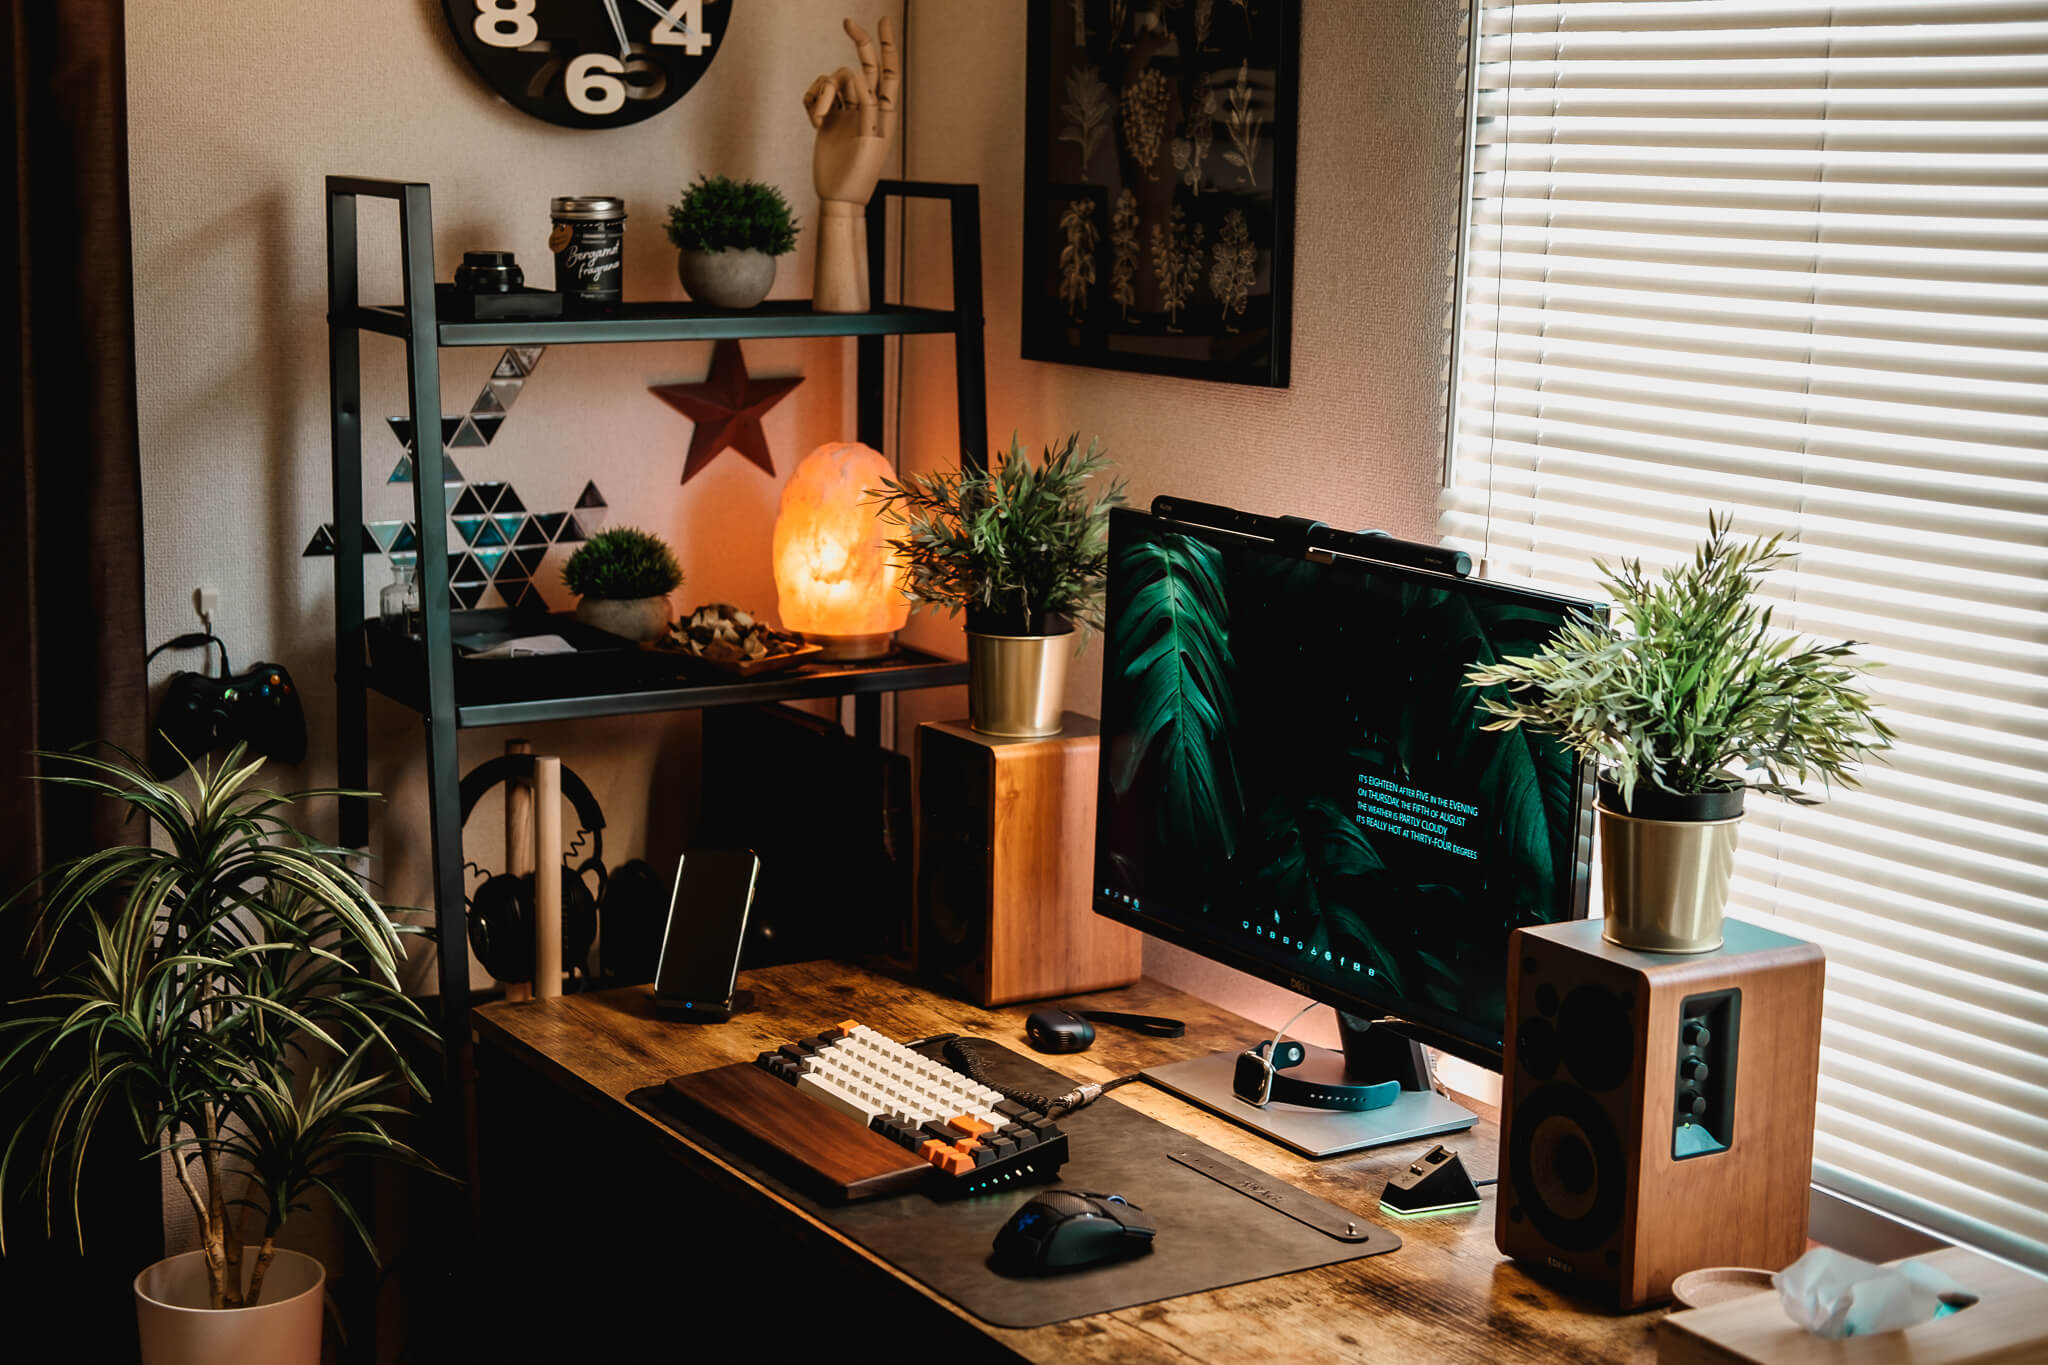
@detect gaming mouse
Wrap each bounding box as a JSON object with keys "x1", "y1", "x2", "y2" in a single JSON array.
[
  {"x1": 992, "y1": 1190, "x2": 1156, "y2": 1274},
  {"x1": 1025, "y1": 1007, "x2": 1095, "y2": 1054}
]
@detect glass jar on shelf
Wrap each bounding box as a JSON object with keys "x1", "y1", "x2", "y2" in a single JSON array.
[{"x1": 380, "y1": 564, "x2": 422, "y2": 638}]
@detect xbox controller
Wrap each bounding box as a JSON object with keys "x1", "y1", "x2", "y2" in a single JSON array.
[{"x1": 150, "y1": 662, "x2": 307, "y2": 776}]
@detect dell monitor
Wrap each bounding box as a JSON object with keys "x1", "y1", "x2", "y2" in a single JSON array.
[{"x1": 1093, "y1": 499, "x2": 1598, "y2": 1155}]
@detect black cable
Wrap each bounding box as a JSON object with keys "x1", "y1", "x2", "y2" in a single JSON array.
[
  {"x1": 1080, "y1": 1009, "x2": 1184, "y2": 1038},
  {"x1": 941, "y1": 1037, "x2": 1139, "y2": 1117},
  {"x1": 146, "y1": 632, "x2": 231, "y2": 675}
]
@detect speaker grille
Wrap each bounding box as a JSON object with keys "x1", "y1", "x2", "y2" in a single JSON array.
[
  {"x1": 1508, "y1": 1083, "x2": 1628, "y2": 1253},
  {"x1": 1556, "y1": 984, "x2": 1633, "y2": 1094}
]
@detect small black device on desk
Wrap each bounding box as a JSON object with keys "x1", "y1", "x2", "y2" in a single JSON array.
[
  {"x1": 1025, "y1": 1008, "x2": 1095, "y2": 1053},
  {"x1": 1025, "y1": 1007, "x2": 1186, "y2": 1054},
  {"x1": 993, "y1": 1190, "x2": 1156, "y2": 1274}
]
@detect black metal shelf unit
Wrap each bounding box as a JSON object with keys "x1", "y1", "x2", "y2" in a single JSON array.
[{"x1": 324, "y1": 176, "x2": 986, "y2": 1066}]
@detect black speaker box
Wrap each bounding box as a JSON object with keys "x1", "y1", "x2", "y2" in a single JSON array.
[{"x1": 701, "y1": 704, "x2": 911, "y2": 966}]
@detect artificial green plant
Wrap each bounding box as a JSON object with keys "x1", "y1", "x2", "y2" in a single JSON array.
[
  {"x1": 870, "y1": 433, "x2": 1126, "y2": 634},
  {"x1": 561, "y1": 525, "x2": 684, "y2": 601},
  {"x1": 664, "y1": 174, "x2": 800, "y2": 256},
  {"x1": 1465, "y1": 512, "x2": 1892, "y2": 811},
  {"x1": 0, "y1": 747, "x2": 434, "y2": 1309}
]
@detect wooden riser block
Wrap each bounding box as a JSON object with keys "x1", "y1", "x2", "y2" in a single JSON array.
[
  {"x1": 916, "y1": 716, "x2": 1141, "y2": 1007},
  {"x1": 662, "y1": 1061, "x2": 929, "y2": 1203}
]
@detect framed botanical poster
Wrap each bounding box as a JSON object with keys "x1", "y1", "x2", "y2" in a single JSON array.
[{"x1": 1022, "y1": 0, "x2": 1298, "y2": 388}]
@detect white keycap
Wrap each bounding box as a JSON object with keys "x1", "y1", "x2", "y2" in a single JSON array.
[{"x1": 796, "y1": 1073, "x2": 879, "y2": 1124}]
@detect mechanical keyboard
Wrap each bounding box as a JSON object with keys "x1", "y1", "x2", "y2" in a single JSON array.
[
  {"x1": 754, "y1": 1021, "x2": 1070, "y2": 1196},
  {"x1": 657, "y1": 1019, "x2": 1069, "y2": 1203}
]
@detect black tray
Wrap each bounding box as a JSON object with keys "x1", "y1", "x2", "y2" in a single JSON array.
[{"x1": 364, "y1": 609, "x2": 676, "y2": 705}]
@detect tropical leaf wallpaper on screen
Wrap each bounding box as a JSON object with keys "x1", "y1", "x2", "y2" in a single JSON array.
[{"x1": 1097, "y1": 514, "x2": 1584, "y2": 1041}]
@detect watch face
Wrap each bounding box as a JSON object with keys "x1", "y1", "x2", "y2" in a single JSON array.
[{"x1": 443, "y1": 0, "x2": 731, "y2": 129}]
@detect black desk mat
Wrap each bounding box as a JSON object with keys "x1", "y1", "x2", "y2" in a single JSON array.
[{"x1": 631, "y1": 1041, "x2": 1398, "y2": 1329}]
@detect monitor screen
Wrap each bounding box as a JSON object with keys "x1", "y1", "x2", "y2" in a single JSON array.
[{"x1": 1093, "y1": 506, "x2": 1598, "y2": 1067}]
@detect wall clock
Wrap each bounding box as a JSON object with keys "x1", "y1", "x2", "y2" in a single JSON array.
[{"x1": 442, "y1": 0, "x2": 731, "y2": 129}]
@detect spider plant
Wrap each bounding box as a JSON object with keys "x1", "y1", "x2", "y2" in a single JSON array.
[{"x1": 0, "y1": 745, "x2": 434, "y2": 1308}]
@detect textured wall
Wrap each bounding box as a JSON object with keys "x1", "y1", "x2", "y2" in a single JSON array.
[{"x1": 896, "y1": 0, "x2": 1476, "y2": 1068}]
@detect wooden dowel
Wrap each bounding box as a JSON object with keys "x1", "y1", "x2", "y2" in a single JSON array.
[
  {"x1": 503, "y1": 739, "x2": 533, "y2": 1003},
  {"x1": 534, "y1": 756, "x2": 563, "y2": 1000}
]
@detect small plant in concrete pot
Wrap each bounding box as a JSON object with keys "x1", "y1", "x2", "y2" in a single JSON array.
[
  {"x1": 0, "y1": 746, "x2": 434, "y2": 1365},
  {"x1": 1466, "y1": 513, "x2": 1890, "y2": 952},
  {"x1": 665, "y1": 174, "x2": 799, "y2": 310},
  {"x1": 563, "y1": 525, "x2": 683, "y2": 644},
  {"x1": 872, "y1": 433, "x2": 1124, "y2": 737}
]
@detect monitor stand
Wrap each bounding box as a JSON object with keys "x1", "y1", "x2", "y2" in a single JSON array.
[{"x1": 1141, "y1": 1010, "x2": 1477, "y2": 1158}]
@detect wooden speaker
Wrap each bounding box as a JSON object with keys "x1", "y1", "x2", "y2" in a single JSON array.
[
  {"x1": 915, "y1": 715, "x2": 1141, "y2": 1006},
  {"x1": 1496, "y1": 917, "x2": 1824, "y2": 1310}
]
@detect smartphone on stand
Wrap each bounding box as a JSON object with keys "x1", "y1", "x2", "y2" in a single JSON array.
[{"x1": 652, "y1": 849, "x2": 760, "y2": 1021}]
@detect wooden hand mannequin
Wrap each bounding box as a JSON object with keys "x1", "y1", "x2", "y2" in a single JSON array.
[{"x1": 804, "y1": 17, "x2": 899, "y2": 313}]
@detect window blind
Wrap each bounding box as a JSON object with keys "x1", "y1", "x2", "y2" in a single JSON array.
[{"x1": 1444, "y1": 0, "x2": 2048, "y2": 1271}]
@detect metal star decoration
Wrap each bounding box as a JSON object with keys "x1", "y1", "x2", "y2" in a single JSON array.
[{"x1": 649, "y1": 339, "x2": 805, "y2": 483}]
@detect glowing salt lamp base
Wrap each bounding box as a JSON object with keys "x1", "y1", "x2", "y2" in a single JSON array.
[{"x1": 803, "y1": 631, "x2": 898, "y2": 661}]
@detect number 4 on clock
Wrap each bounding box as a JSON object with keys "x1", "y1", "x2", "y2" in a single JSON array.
[{"x1": 643, "y1": 0, "x2": 711, "y2": 56}]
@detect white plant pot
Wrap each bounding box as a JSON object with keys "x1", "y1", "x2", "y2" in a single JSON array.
[
  {"x1": 135, "y1": 1248, "x2": 325, "y2": 1365},
  {"x1": 575, "y1": 594, "x2": 673, "y2": 643},
  {"x1": 678, "y1": 247, "x2": 776, "y2": 310}
]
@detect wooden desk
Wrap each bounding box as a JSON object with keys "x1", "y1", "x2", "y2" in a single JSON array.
[{"x1": 472, "y1": 961, "x2": 1664, "y2": 1364}]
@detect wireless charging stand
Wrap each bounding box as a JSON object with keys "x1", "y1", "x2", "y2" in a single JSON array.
[
  {"x1": 1141, "y1": 1011, "x2": 1476, "y2": 1158},
  {"x1": 653, "y1": 986, "x2": 754, "y2": 1024}
]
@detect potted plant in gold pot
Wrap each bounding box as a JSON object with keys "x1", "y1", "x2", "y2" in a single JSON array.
[
  {"x1": 563, "y1": 525, "x2": 684, "y2": 644},
  {"x1": 873, "y1": 434, "x2": 1124, "y2": 737},
  {"x1": 1466, "y1": 514, "x2": 1891, "y2": 953},
  {"x1": 0, "y1": 746, "x2": 434, "y2": 1365}
]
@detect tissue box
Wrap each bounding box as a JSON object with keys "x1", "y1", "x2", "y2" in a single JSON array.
[{"x1": 1657, "y1": 1246, "x2": 2046, "y2": 1364}]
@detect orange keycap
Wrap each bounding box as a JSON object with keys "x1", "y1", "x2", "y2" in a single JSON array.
[
  {"x1": 838, "y1": 1019, "x2": 862, "y2": 1034},
  {"x1": 918, "y1": 1139, "x2": 947, "y2": 1164},
  {"x1": 948, "y1": 1114, "x2": 993, "y2": 1138},
  {"x1": 953, "y1": 1138, "x2": 981, "y2": 1155},
  {"x1": 938, "y1": 1150, "x2": 974, "y2": 1176}
]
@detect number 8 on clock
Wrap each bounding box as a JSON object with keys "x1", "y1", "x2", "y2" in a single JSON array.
[{"x1": 443, "y1": 0, "x2": 728, "y2": 128}]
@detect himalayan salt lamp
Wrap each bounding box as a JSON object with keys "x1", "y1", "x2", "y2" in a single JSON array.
[{"x1": 772, "y1": 441, "x2": 909, "y2": 659}]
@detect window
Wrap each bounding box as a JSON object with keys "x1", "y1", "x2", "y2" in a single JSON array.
[{"x1": 1444, "y1": 0, "x2": 2048, "y2": 1270}]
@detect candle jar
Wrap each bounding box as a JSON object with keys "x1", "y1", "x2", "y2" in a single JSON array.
[{"x1": 549, "y1": 196, "x2": 626, "y2": 307}]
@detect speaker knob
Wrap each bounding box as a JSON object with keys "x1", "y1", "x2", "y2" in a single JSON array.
[
  {"x1": 1679, "y1": 1057, "x2": 1709, "y2": 1084},
  {"x1": 1678, "y1": 1089, "x2": 1707, "y2": 1117},
  {"x1": 1682, "y1": 1019, "x2": 1711, "y2": 1048}
]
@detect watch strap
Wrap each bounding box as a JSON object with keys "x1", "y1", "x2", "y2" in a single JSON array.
[{"x1": 1232, "y1": 1040, "x2": 1404, "y2": 1112}]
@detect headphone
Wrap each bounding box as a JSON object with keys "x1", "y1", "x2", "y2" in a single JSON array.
[{"x1": 460, "y1": 755, "x2": 609, "y2": 984}]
